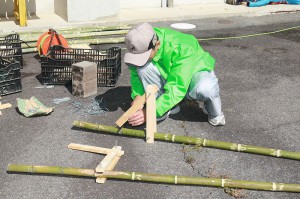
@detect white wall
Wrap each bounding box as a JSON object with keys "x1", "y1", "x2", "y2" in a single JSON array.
[
  {"x1": 0, "y1": 0, "x2": 225, "y2": 18},
  {"x1": 54, "y1": 0, "x2": 68, "y2": 21},
  {"x1": 120, "y1": 0, "x2": 162, "y2": 8},
  {"x1": 120, "y1": 0, "x2": 224, "y2": 8},
  {"x1": 55, "y1": 0, "x2": 120, "y2": 22},
  {"x1": 36, "y1": 0, "x2": 54, "y2": 14}
]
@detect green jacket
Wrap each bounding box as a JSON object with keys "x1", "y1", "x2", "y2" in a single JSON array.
[{"x1": 129, "y1": 27, "x2": 215, "y2": 117}]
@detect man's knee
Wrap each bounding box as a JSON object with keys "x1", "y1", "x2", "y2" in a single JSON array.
[{"x1": 192, "y1": 79, "x2": 219, "y2": 100}]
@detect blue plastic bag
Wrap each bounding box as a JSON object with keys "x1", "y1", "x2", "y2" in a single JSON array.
[{"x1": 287, "y1": 0, "x2": 300, "y2": 4}]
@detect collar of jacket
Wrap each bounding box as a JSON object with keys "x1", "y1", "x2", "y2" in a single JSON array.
[{"x1": 152, "y1": 28, "x2": 163, "y2": 63}]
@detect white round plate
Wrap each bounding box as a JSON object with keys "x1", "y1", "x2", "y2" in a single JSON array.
[{"x1": 170, "y1": 23, "x2": 196, "y2": 30}]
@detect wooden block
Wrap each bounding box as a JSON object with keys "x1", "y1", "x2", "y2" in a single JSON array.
[
  {"x1": 96, "y1": 155, "x2": 121, "y2": 183},
  {"x1": 115, "y1": 94, "x2": 146, "y2": 127},
  {"x1": 67, "y1": 143, "x2": 124, "y2": 156},
  {"x1": 96, "y1": 150, "x2": 118, "y2": 173},
  {"x1": 0, "y1": 103, "x2": 12, "y2": 110},
  {"x1": 115, "y1": 85, "x2": 158, "y2": 127},
  {"x1": 146, "y1": 85, "x2": 157, "y2": 144}
]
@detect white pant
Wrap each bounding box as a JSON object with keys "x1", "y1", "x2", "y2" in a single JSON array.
[{"x1": 136, "y1": 62, "x2": 222, "y2": 117}]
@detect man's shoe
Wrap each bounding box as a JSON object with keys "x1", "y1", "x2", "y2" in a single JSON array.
[
  {"x1": 208, "y1": 113, "x2": 225, "y2": 126},
  {"x1": 200, "y1": 102, "x2": 225, "y2": 126},
  {"x1": 156, "y1": 105, "x2": 180, "y2": 122}
]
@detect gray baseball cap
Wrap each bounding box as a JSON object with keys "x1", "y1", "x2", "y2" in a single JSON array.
[{"x1": 124, "y1": 23, "x2": 155, "y2": 66}]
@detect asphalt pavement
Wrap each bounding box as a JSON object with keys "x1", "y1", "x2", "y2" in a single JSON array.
[{"x1": 1, "y1": 12, "x2": 300, "y2": 199}]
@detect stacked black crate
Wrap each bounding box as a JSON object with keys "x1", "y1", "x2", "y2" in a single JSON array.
[{"x1": 0, "y1": 34, "x2": 22, "y2": 96}]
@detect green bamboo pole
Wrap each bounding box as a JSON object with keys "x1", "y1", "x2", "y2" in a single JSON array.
[
  {"x1": 21, "y1": 44, "x2": 126, "y2": 54},
  {"x1": 0, "y1": 25, "x2": 131, "y2": 37},
  {"x1": 7, "y1": 164, "x2": 300, "y2": 192},
  {"x1": 20, "y1": 29, "x2": 129, "y2": 43},
  {"x1": 57, "y1": 25, "x2": 131, "y2": 32},
  {"x1": 8, "y1": 164, "x2": 95, "y2": 178},
  {"x1": 73, "y1": 121, "x2": 300, "y2": 161},
  {"x1": 61, "y1": 37, "x2": 125, "y2": 45},
  {"x1": 22, "y1": 47, "x2": 38, "y2": 54},
  {"x1": 21, "y1": 37, "x2": 125, "y2": 49}
]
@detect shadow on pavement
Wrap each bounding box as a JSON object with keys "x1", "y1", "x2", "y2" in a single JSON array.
[
  {"x1": 95, "y1": 86, "x2": 132, "y2": 112},
  {"x1": 170, "y1": 100, "x2": 208, "y2": 122}
]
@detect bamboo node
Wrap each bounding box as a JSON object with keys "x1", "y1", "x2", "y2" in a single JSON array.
[
  {"x1": 28, "y1": 165, "x2": 34, "y2": 173},
  {"x1": 203, "y1": 139, "x2": 207, "y2": 146},
  {"x1": 97, "y1": 125, "x2": 102, "y2": 131},
  {"x1": 221, "y1": 179, "x2": 226, "y2": 188},
  {"x1": 276, "y1": 150, "x2": 282, "y2": 157},
  {"x1": 174, "y1": 175, "x2": 178, "y2": 184},
  {"x1": 172, "y1": 135, "x2": 176, "y2": 142},
  {"x1": 237, "y1": 144, "x2": 242, "y2": 151},
  {"x1": 272, "y1": 182, "x2": 277, "y2": 191},
  {"x1": 131, "y1": 172, "x2": 135, "y2": 180},
  {"x1": 237, "y1": 144, "x2": 246, "y2": 151},
  {"x1": 60, "y1": 167, "x2": 64, "y2": 175}
]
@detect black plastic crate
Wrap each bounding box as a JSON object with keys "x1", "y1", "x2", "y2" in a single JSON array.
[
  {"x1": 0, "y1": 34, "x2": 23, "y2": 68},
  {"x1": 40, "y1": 46, "x2": 121, "y2": 87},
  {"x1": 0, "y1": 59, "x2": 22, "y2": 96}
]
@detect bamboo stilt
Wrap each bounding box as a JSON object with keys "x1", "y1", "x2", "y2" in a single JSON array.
[
  {"x1": 73, "y1": 121, "x2": 300, "y2": 161},
  {"x1": 146, "y1": 85, "x2": 158, "y2": 143},
  {"x1": 7, "y1": 164, "x2": 300, "y2": 193}
]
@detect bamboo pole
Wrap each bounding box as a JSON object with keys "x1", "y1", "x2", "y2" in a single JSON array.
[
  {"x1": 8, "y1": 164, "x2": 95, "y2": 178},
  {"x1": 22, "y1": 37, "x2": 125, "y2": 49},
  {"x1": 0, "y1": 25, "x2": 131, "y2": 37},
  {"x1": 7, "y1": 164, "x2": 300, "y2": 192},
  {"x1": 22, "y1": 47, "x2": 38, "y2": 54},
  {"x1": 21, "y1": 45, "x2": 127, "y2": 54},
  {"x1": 21, "y1": 37, "x2": 125, "y2": 54},
  {"x1": 20, "y1": 30, "x2": 129, "y2": 43},
  {"x1": 73, "y1": 121, "x2": 300, "y2": 161}
]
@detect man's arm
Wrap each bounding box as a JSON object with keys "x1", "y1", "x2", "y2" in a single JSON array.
[
  {"x1": 129, "y1": 66, "x2": 145, "y2": 99},
  {"x1": 156, "y1": 46, "x2": 198, "y2": 117},
  {"x1": 128, "y1": 67, "x2": 146, "y2": 126}
]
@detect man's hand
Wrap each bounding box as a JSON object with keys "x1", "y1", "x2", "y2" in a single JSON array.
[
  {"x1": 128, "y1": 108, "x2": 146, "y2": 126},
  {"x1": 128, "y1": 96, "x2": 146, "y2": 126}
]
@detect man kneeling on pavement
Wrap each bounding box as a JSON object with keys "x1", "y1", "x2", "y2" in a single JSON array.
[{"x1": 124, "y1": 23, "x2": 225, "y2": 127}]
